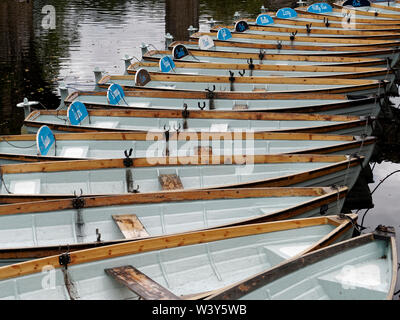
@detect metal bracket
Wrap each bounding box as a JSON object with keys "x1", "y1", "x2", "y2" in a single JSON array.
[
  {"x1": 72, "y1": 189, "x2": 85, "y2": 209},
  {"x1": 247, "y1": 58, "x2": 254, "y2": 76},
  {"x1": 59, "y1": 252, "x2": 71, "y2": 269},
  {"x1": 258, "y1": 49, "x2": 265, "y2": 64},
  {"x1": 206, "y1": 86, "x2": 216, "y2": 110},
  {"x1": 229, "y1": 71, "x2": 235, "y2": 92},
  {"x1": 239, "y1": 70, "x2": 245, "y2": 77},
  {"x1": 182, "y1": 103, "x2": 189, "y2": 129},
  {"x1": 276, "y1": 41, "x2": 282, "y2": 50},
  {"x1": 323, "y1": 18, "x2": 330, "y2": 28},
  {"x1": 96, "y1": 228, "x2": 102, "y2": 242},
  {"x1": 290, "y1": 31, "x2": 298, "y2": 41},
  {"x1": 319, "y1": 204, "x2": 329, "y2": 216},
  {"x1": 198, "y1": 102, "x2": 206, "y2": 110},
  {"x1": 306, "y1": 24, "x2": 312, "y2": 34},
  {"x1": 123, "y1": 148, "x2": 134, "y2": 168}
]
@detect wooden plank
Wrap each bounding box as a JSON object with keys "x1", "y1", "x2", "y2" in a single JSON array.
[
  {"x1": 158, "y1": 174, "x2": 184, "y2": 190},
  {"x1": 105, "y1": 265, "x2": 181, "y2": 300},
  {"x1": 112, "y1": 214, "x2": 149, "y2": 239}
]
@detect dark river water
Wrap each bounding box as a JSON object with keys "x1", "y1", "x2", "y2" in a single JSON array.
[{"x1": 0, "y1": 0, "x2": 399, "y2": 298}]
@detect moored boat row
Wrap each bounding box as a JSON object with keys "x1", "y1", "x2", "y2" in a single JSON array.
[{"x1": 0, "y1": 1, "x2": 398, "y2": 300}]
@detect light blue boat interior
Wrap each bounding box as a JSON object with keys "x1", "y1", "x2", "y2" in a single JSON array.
[
  {"x1": 0, "y1": 195, "x2": 346, "y2": 249},
  {"x1": 304, "y1": 8, "x2": 398, "y2": 20},
  {"x1": 0, "y1": 160, "x2": 361, "y2": 196},
  {"x1": 56, "y1": 92, "x2": 380, "y2": 117},
  {"x1": 110, "y1": 78, "x2": 377, "y2": 95},
  {"x1": 0, "y1": 135, "x2": 373, "y2": 160},
  {"x1": 145, "y1": 52, "x2": 387, "y2": 66},
  {"x1": 237, "y1": 238, "x2": 394, "y2": 300},
  {"x1": 127, "y1": 64, "x2": 391, "y2": 81},
  {"x1": 0, "y1": 223, "x2": 348, "y2": 299}
]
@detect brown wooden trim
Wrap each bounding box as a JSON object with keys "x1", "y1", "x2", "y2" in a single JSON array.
[
  {"x1": 0, "y1": 154, "x2": 355, "y2": 174},
  {"x1": 144, "y1": 48, "x2": 387, "y2": 65},
  {"x1": 0, "y1": 191, "x2": 350, "y2": 259},
  {"x1": 0, "y1": 131, "x2": 356, "y2": 142},
  {"x1": 192, "y1": 31, "x2": 398, "y2": 45},
  {"x1": 371, "y1": 2, "x2": 400, "y2": 13},
  {"x1": 332, "y1": 4, "x2": 400, "y2": 19},
  {"x1": 220, "y1": 24, "x2": 400, "y2": 37},
  {"x1": 127, "y1": 61, "x2": 385, "y2": 73},
  {"x1": 268, "y1": 16, "x2": 400, "y2": 30},
  {"x1": 0, "y1": 215, "x2": 353, "y2": 281},
  {"x1": 65, "y1": 88, "x2": 352, "y2": 103},
  {"x1": 295, "y1": 8, "x2": 400, "y2": 24},
  {"x1": 101, "y1": 73, "x2": 380, "y2": 86},
  {"x1": 25, "y1": 107, "x2": 365, "y2": 122}
]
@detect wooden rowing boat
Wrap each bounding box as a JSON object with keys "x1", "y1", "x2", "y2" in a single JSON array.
[
  {"x1": 0, "y1": 154, "x2": 364, "y2": 203},
  {"x1": 370, "y1": 0, "x2": 400, "y2": 13},
  {"x1": 213, "y1": 14, "x2": 400, "y2": 39},
  {"x1": 24, "y1": 108, "x2": 375, "y2": 136},
  {"x1": 190, "y1": 30, "x2": 400, "y2": 49},
  {"x1": 0, "y1": 130, "x2": 376, "y2": 166},
  {"x1": 228, "y1": 16, "x2": 400, "y2": 39},
  {"x1": 245, "y1": 6, "x2": 400, "y2": 28},
  {"x1": 0, "y1": 215, "x2": 358, "y2": 299},
  {"x1": 126, "y1": 61, "x2": 396, "y2": 82},
  {"x1": 334, "y1": 2, "x2": 400, "y2": 18},
  {"x1": 97, "y1": 71, "x2": 394, "y2": 96},
  {"x1": 142, "y1": 49, "x2": 393, "y2": 68},
  {"x1": 166, "y1": 40, "x2": 400, "y2": 64},
  {"x1": 61, "y1": 88, "x2": 384, "y2": 117},
  {"x1": 208, "y1": 226, "x2": 397, "y2": 300},
  {"x1": 0, "y1": 187, "x2": 349, "y2": 262},
  {"x1": 297, "y1": 4, "x2": 400, "y2": 23}
]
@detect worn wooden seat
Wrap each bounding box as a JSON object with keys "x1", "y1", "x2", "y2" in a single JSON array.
[{"x1": 105, "y1": 265, "x2": 181, "y2": 300}]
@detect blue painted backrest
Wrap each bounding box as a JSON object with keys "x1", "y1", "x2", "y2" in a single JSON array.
[
  {"x1": 107, "y1": 83, "x2": 125, "y2": 105},
  {"x1": 67, "y1": 101, "x2": 89, "y2": 125},
  {"x1": 159, "y1": 56, "x2": 176, "y2": 73},
  {"x1": 256, "y1": 14, "x2": 274, "y2": 26},
  {"x1": 217, "y1": 28, "x2": 232, "y2": 40},
  {"x1": 36, "y1": 125, "x2": 55, "y2": 156},
  {"x1": 343, "y1": 0, "x2": 371, "y2": 7}
]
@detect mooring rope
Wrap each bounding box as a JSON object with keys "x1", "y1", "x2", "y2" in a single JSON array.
[
  {"x1": 1, "y1": 137, "x2": 36, "y2": 149},
  {"x1": 360, "y1": 170, "x2": 400, "y2": 228}
]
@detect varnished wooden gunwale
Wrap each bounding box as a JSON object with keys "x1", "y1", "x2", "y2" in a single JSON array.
[
  {"x1": 332, "y1": 4, "x2": 400, "y2": 19},
  {"x1": 26, "y1": 108, "x2": 364, "y2": 122},
  {"x1": 0, "y1": 187, "x2": 349, "y2": 259},
  {"x1": 214, "y1": 24, "x2": 400, "y2": 38},
  {"x1": 0, "y1": 133, "x2": 376, "y2": 163},
  {"x1": 371, "y1": 2, "x2": 400, "y2": 13},
  {"x1": 248, "y1": 16, "x2": 400, "y2": 30},
  {"x1": 168, "y1": 41, "x2": 400, "y2": 58},
  {"x1": 296, "y1": 7, "x2": 400, "y2": 23},
  {"x1": 0, "y1": 154, "x2": 360, "y2": 174},
  {"x1": 0, "y1": 131, "x2": 358, "y2": 142},
  {"x1": 126, "y1": 60, "x2": 387, "y2": 74},
  {"x1": 207, "y1": 231, "x2": 396, "y2": 300},
  {"x1": 104, "y1": 82, "x2": 388, "y2": 96},
  {"x1": 98, "y1": 73, "x2": 382, "y2": 86},
  {"x1": 191, "y1": 31, "x2": 400, "y2": 46},
  {"x1": 0, "y1": 187, "x2": 349, "y2": 216},
  {"x1": 143, "y1": 49, "x2": 388, "y2": 67},
  {"x1": 23, "y1": 109, "x2": 371, "y2": 136},
  {"x1": 65, "y1": 88, "x2": 354, "y2": 102},
  {"x1": 0, "y1": 215, "x2": 356, "y2": 281}
]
